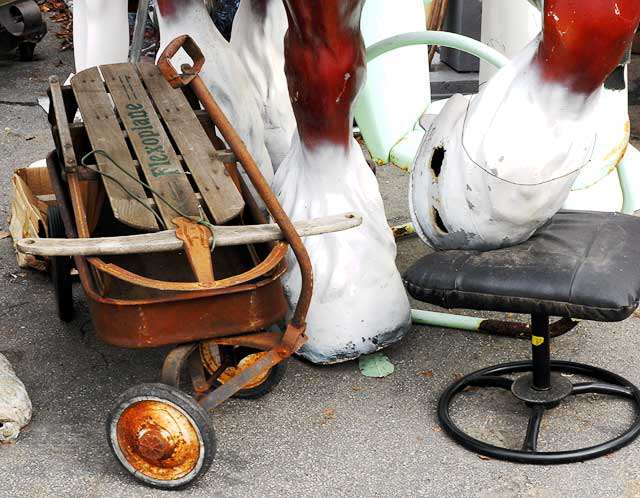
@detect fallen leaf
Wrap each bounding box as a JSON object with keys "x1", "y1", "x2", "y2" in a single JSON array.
[
  {"x1": 0, "y1": 231, "x2": 9, "y2": 240},
  {"x1": 323, "y1": 409, "x2": 336, "y2": 418},
  {"x1": 422, "y1": 370, "x2": 434, "y2": 378},
  {"x1": 359, "y1": 352, "x2": 395, "y2": 378},
  {"x1": 479, "y1": 454, "x2": 492, "y2": 461},
  {"x1": 432, "y1": 426, "x2": 441, "y2": 433}
]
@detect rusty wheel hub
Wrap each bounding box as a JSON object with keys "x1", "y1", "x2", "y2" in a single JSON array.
[
  {"x1": 200, "y1": 342, "x2": 271, "y2": 390},
  {"x1": 137, "y1": 426, "x2": 176, "y2": 462},
  {"x1": 116, "y1": 399, "x2": 202, "y2": 481}
]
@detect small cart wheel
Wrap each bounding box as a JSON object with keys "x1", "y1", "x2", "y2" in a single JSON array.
[
  {"x1": 200, "y1": 343, "x2": 288, "y2": 399},
  {"x1": 106, "y1": 383, "x2": 216, "y2": 489},
  {"x1": 47, "y1": 205, "x2": 73, "y2": 322},
  {"x1": 17, "y1": 42, "x2": 36, "y2": 62}
]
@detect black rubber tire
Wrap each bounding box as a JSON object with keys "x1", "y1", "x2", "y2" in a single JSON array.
[
  {"x1": 106, "y1": 383, "x2": 216, "y2": 489},
  {"x1": 232, "y1": 350, "x2": 288, "y2": 399},
  {"x1": 17, "y1": 42, "x2": 35, "y2": 62},
  {"x1": 47, "y1": 205, "x2": 73, "y2": 322},
  {"x1": 203, "y1": 345, "x2": 289, "y2": 400}
]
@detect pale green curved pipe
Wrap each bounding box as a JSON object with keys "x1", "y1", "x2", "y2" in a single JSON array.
[
  {"x1": 411, "y1": 309, "x2": 484, "y2": 330},
  {"x1": 366, "y1": 31, "x2": 509, "y2": 69}
]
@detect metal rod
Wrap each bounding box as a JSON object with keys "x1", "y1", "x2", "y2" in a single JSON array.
[
  {"x1": 522, "y1": 405, "x2": 545, "y2": 452},
  {"x1": 411, "y1": 309, "x2": 578, "y2": 340},
  {"x1": 129, "y1": 0, "x2": 151, "y2": 64},
  {"x1": 190, "y1": 77, "x2": 313, "y2": 329},
  {"x1": 531, "y1": 314, "x2": 551, "y2": 390},
  {"x1": 571, "y1": 382, "x2": 634, "y2": 398},
  {"x1": 199, "y1": 350, "x2": 283, "y2": 411},
  {"x1": 467, "y1": 375, "x2": 514, "y2": 390}
]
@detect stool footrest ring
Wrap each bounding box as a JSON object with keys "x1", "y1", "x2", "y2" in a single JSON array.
[{"x1": 438, "y1": 360, "x2": 640, "y2": 464}]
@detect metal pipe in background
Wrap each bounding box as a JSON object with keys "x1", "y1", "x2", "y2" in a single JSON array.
[{"x1": 129, "y1": 0, "x2": 150, "y2": 64}]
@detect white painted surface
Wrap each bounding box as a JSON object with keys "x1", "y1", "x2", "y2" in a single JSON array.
[
  {"x1": 479, "y1": 0, "x2": 541, "y2": 84},
  {"x1": 156, "y1": 1, "x2": 274, "y2": 193},
  {"x1": 0, "y1": 354, "x2": 31, "y2": 443},
  {"x1": 275, "y1": 137, "x2": 411, "y2": 364},
  {"x1": 230, "y1": 0, "x2": 294, "y2": 171},
  {"x1": 72, "y1": 0, "x2": 129, "y2": 73},
  {"x1": 617, "y1": 145, "x2": 640, "y2": 213},
  {"x1": 563, "y1": 166, "x2": 623, "y2": 212},
  {"x1": 570, "y1": 77, "x2": 630, "y2": 189},
  {"x1": 411, "y1": 40, "x2": 600, "y2": 250}
]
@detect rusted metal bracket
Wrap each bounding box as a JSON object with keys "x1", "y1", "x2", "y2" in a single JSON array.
[
  {"x1": 161, "y1": 343, "x2": 198, "y2": 387},
  {"x1": 198, "y1": 324, "x2": 307, "y2": 412},
  {"x1": 88, "y1": 242, "x2": 287, "y2": 292},
  {"x1": 156, "y1": 35, "x2": 204, "y2": 88},
  {"x1": 173, "y1": 217, "x2": 215, "y2": 284}
]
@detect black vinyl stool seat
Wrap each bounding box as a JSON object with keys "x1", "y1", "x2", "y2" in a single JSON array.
[{"x1": 404, "y1": 211, "x2": 640, "y2": 464}]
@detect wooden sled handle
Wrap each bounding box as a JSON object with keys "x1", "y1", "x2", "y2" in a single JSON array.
[{"x1": 17, "y1": 212, "x2": 362, "y2": 257}]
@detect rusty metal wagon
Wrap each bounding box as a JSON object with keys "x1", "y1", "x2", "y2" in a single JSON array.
[{"x1": 17, "y1": 36, "x2": 360, "y2": 488}]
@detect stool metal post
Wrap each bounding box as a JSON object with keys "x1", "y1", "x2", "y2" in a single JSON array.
[{"x1": 531, "y1": 314, "x2": 551, "y2": 390}]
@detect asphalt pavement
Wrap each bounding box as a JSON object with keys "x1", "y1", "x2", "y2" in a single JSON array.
[{"x1": 1, "y1": 16, "x2": 640, "y2": 498}]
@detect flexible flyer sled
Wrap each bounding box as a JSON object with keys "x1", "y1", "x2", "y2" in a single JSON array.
[{"x1": 18, "y1": 36, "x2": 360, "y2": 488}]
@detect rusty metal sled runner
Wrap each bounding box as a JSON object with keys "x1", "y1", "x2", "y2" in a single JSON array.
[{"x1": 17, "y1": 36, "x2": 361, "y2": 488}]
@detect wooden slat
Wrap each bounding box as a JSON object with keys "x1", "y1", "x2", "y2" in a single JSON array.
[
  {"x1": 101, "y1": 63, "x2": 200, "y2": 228},
  {"x1": 137, "y1": 63, "x2": 245, "y2": 224},
  {"x1": 71, "y1": 68, "x2": 158, "y2": 231},
  {"x1": 49, "y1": 76, "x2": 77, "y2": 170},
  {"x1": 16, "y1": 213, "x2": 363, "y2": 257},
  {"x1": 68, "y1": 120, "x2": 239, "y2": 164}
]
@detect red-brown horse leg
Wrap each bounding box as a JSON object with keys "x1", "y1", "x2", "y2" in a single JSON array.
[
  {"x1": 282, "y1": 0, "x2": 366, "y2": 149},
  {"x1": 536, "y1": 0, "x2": 640, "y2": 94}
]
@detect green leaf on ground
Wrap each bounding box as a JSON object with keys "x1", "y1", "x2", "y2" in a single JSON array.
[{"x1": 359, "y1": 352, "x2": 395, "y2": 378}]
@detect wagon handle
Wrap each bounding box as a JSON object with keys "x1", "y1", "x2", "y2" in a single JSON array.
[
  {"x1": 156, "y1": 35, "x2": 205, "y2": 88},
  {"x1": 157, "y1": 36, "x2": 314, "y2": 331}
]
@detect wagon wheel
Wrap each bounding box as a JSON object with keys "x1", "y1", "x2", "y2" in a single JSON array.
[
  {"x1": 199, "y1": 342, "x2": 288, "y2": 399},
  {"x1": 106, "y1": 383, "x2": 216, "y2": 489},
  {"x1": 47, "y1": 205, "x2": 74, "y2": 322}
]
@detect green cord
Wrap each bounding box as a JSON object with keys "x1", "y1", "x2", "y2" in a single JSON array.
[{"x1": 80, "y1": 149, "x2": 216, "y2": 251}]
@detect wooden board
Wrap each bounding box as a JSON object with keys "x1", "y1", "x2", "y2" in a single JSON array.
[
  {"x1": 17, "y1": 213, "x2": 362, "y2": 257},
  {"x1": 101, "y1": 63, "x2": 200, "y2": 228},
  {"x1": 68, "y1": 121, "x2": 239, "y2": 164},
  {"x1": 71, "y1": 68, "x2": 158, "y2": 231},
  {"x1": 49, "y1": 76, "x2": 77, "y2": 171},
  {"x1": 137, "y1": 63, "x2": 245, "y2": 224}
]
